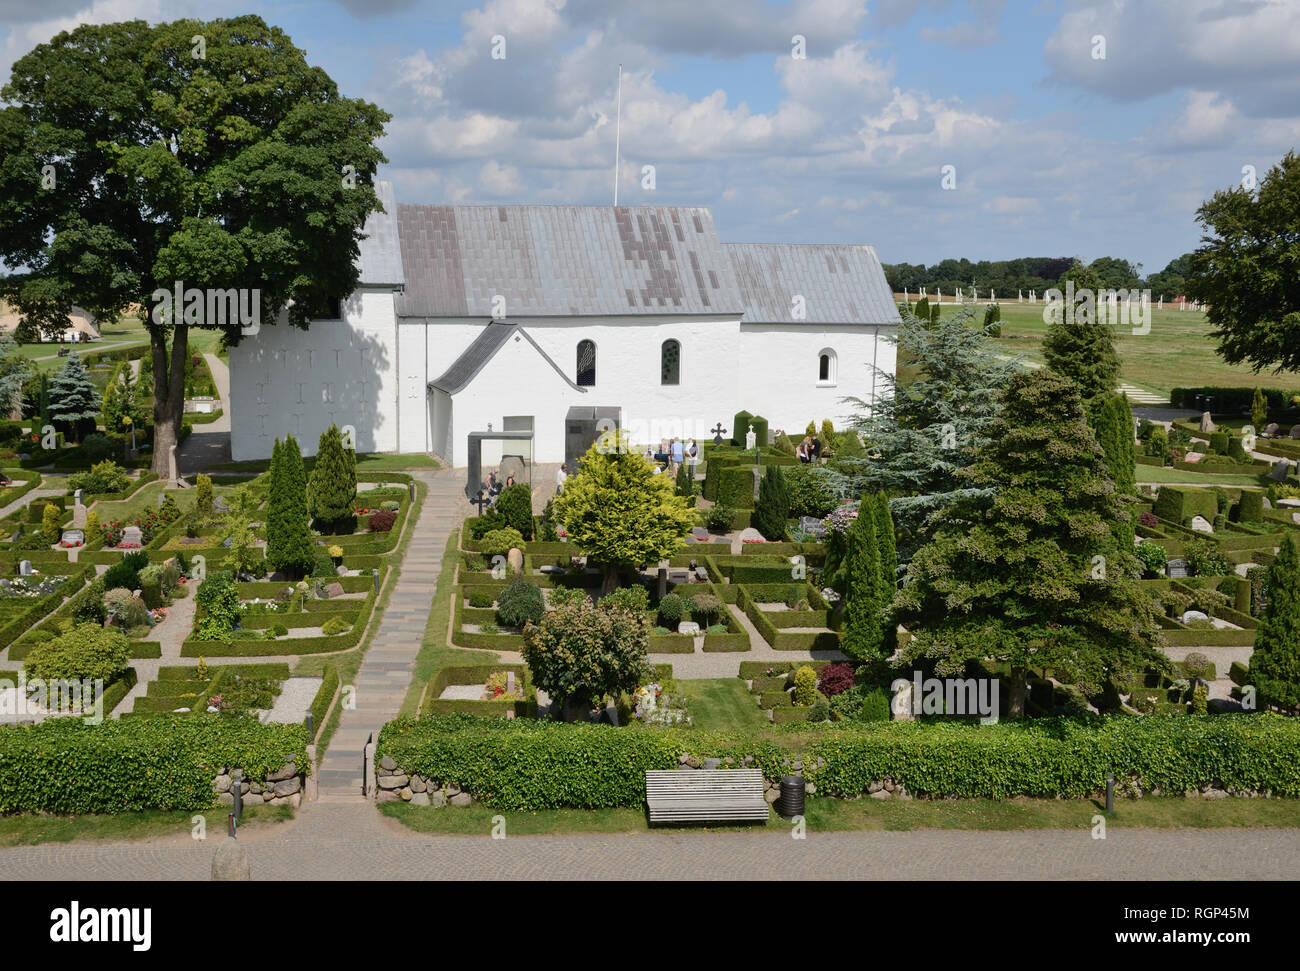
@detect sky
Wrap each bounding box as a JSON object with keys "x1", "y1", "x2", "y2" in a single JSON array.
[{"x1": 2, "y1": 0, "x2": 1298, "y2": 275}]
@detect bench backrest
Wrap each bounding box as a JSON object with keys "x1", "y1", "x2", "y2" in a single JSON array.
[{"x1": 645, "y1": 769, "x2": 764, "y2": 796}]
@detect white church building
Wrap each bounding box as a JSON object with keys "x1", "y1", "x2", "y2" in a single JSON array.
[{"x1": 229, "y1": 181, "x2": 898, "y2": 466}]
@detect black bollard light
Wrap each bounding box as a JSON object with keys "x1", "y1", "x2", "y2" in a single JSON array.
[
  {"x1": 372, "y1": 567, "x2": 380, "y2": 592},
  {"x1": 305, "y1": 711, "x2": 314, "y2": 739},
  {"x1": 1105, "y1": 772, "x2": 1114, "y2": 816},
  {"x1": 232, "y1": 770, "x2": 242, "y2": 822}
]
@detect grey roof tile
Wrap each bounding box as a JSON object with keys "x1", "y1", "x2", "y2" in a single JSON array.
[{"x1": 724, "y1": 242, "x2": 900, "y2": 325}]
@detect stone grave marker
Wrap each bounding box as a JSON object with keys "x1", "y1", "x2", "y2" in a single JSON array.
[
  {"x1": 120, "y1": 524, "x2": 143, "y2": 546},
  {"x1": 325, "y1": 581, "x2": 345, "y2": 599},
  {"x1": 1291, "y1": 425, "x2": 1300, "y2": 439},
  {"x1": 1166, "y1": 558, "x2": 1191, "y2": 579},
  {"x1": 1189, "y1": 515, "x2": 1213, "y2": 533},
  {"x1": 1265, "y1": 423, "x2": 1280, "y2": 438},
  {"x1": 1199, "y1": 412, "x2": 1216, "y2": 433},
  {"x1": 1181, "y1": 610, "x2": 1209, "y2": 625},
  {"x1": 19, "y1": 560, "x2": 33, "y2": 576},
  {"x1": 60, "y1": 529, "x2": 84, "y2": 547},
  {"x1": 214, "y1": 495, "x2": 230, "y2": 511},
  {"x1": 0, "y1": 579, "x2": 11, "y2": 591},
  {"x1": 1269, "y1": 460, "x2": 1291, "y2": 481},
  {"x1": 221, "y1": 536, "x2": 234, "y2": 548},
  {"x1": 737, "y1": 526, "x2": 764, "y2": 544},
  {"x1": 798, "y1": 516, "x2": 827, "y2": 539},
  {"x1": 677, "y1": 621, "x2": 701, "y2": 636}
]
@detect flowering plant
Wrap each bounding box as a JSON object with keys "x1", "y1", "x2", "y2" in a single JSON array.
[{"x1": 821, "y1": 505, "x2": 858, "y2": 536}]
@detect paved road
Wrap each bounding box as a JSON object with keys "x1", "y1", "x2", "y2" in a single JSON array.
[
  {"x1": 177, "y1": 353, "x2": 231, "y2": 475},
  {"x1": 1, "y1": 800, "x2": 1296, "y2": 880}
]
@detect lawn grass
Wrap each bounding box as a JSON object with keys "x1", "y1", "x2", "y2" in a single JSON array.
[
  {"x1": 0, "y1": 802, "x2": 292, "y2": 847},
  {"x1": 1134, "y1": 466, "x2": 1269, "y2": 486},
  {"x1": 382, "y1": 795, "x2": 1300, "y2": 836},
  {"x1": 89, "y1": 480, "x2": 181, "y2": 522},
  {"x1": 679, "y1": 678, "x2": 770, "y2": 732}
]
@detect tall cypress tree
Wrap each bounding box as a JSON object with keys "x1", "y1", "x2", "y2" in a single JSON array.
[
  {"x1": 893, "y1": 370, "x2": 1164, "y2": 716},
  {"x1": 753, "y1": 465, "x2": 791, "y2": 540},
  {"x1": 267, "y1": 435, "x2": 314, "y2": 576},
  {"x1": 1094, "y1": 392, "x2": 1137, "y2": 547},
  {"x1": 840, "y1": 494, "x2": 886, "y2": 663},
  {"x1": 1042, "y1": 262, "x2": 1119, "y2": 411},
  {"x1": 308, "y1": 423, "x2": 356, "y2": 532},
  {"x1": 870, "y1": 492, "x2": 898, "y2": 656},
  {"x1": 1251, "y1": 533, "x2": 1300, "y2": 713}
]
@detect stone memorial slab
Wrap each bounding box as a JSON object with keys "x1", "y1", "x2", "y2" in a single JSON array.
[
  {"x1": 214, "y1": 495, "x2": 231, "y2": 511},
  {"x1": 0, "y1": 579, "x2": 11, "y2": 591},
  {"x1": 677, "y1": 621, "x2": 701, "y2": 636},
  {"x1": 221, "y1": 536, "x2": 234, "y2": 548},
  {"x1": 325, "y1": 582, "x2": 345, "y2": 599},
  {"x1": 60, "y1": 529, "x2": 84, "y2": 546},
  {"x1": 1166, "y1": 558, "x2": 1191, "y2": 578},
  {"x1": 1199, "y1": 412, "x2": 1216, "y2": 433},
  {"x1": 690, "y1": 526, "x2": 709, "y2": 541},
  {"x1": 1189, "y1": 515, "x2": 1214, "y2": 533},
  {"x1": 1277, "y1": 498, "x2": 1300, "y2": 508},
  {"x1": 1181, "y1": 610, "x2": 1209, "y2": 625},
  {"x1": 1291, "y1": 425, "x2": 1300, "y2": 439},
  {"x1": 1269, "y1": 460, "x2": 1292, "y2": 481},
  {"x1": 120, "y1": 525, "x2": 143, "y2": 546},
  {"x1": 1265, "y1": 423, "x2": 1280, "y2": 438},
  {"x1": 798, "y1": 516, "x2": 828, "y2": 538},
  {"x1": 19, "y1": 560, "x2": 33, "y2": 576},
  {"x1": 1183, "y1": 452, "x2": 1203, "y2": 464},
  {"x1": 737, "y1": 527, "x2": 764, "y2": 544}
]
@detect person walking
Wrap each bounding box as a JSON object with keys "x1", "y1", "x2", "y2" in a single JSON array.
[
  {"x1": 555, "y1": 463, "x2": 567, "y2": 495},
  {"x1": 670, "y1": 437, "x2": 685, "y2": 472}
]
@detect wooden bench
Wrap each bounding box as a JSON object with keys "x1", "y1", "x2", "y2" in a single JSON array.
[{"x1": 645, "y1": 769, "x2": 770, "y2": 825}]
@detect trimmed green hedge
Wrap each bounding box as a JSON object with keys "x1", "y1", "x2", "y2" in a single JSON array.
[
  {"x1": 0, "y1": 716, "x2": 309, "y2": 813},
  {"x1": 308, "y1": 665, "x2": 340, "y2": 739},
  {"x1": 0, "y1": 568, "x2": 91, "y2": 651},
  {"x1": 1153, "y1": 486, "x2": 1219, "y2": 524},
  {"x1": 716, "y1": 466, "x2": 758, "y2": 509},
  {"x1": 374, "y1": 712, "x2": 1300, "y2": 810},
  {"x1": 420, "y1": 664, "x2": 536, "y2": 718},
  {"x1": 181, "y1": 591, "x2": 377, "y2": 656}
]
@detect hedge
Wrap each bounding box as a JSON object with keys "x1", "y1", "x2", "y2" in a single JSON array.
[
  {"x1": 737, "y1": 584, "x2": 839, "y2": 651},
  {"x1": 1153, "y1": 486, "x2": 1219, "y2": 524},
  {"x1": 374, "y1": 712, "x2": 1300, "y2": 809},
  {"x1": 0, "y1": 716, "x2": 309, "y2": 813},
  {"x1": 1160, "y1": 628, "x2": 1256, "y2": 647},
  {"x1": 79, "y1": 472, "x2": 160, "y2": 505},
  {"x1": 647, "y1": 634, "x2": 695, "y2": 654},
  {"x1": 181, "y1": 591, "x2": 378, "y2": 656},
  {"x1": 1170, "y1": 386, "x2": 1296, "y2": 413},
  {"x1": 308, "y1": 665, "x2": 340, "y2": 739},
  {"x1": 716, "y1": 466, "x2": 758, "y2": 509},
  {"x1": 420, "y1": 664, "x2": 536, "y2": 718},
  {"x1": 0, "y1": 567, "x2": 92, "y2": 652}
]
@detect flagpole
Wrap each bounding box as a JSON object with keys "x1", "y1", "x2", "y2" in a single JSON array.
[{"x1": 613, "y1": 64, "x2": 622, "y2": 206}]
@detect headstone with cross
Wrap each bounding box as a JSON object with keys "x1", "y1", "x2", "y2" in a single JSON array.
[{"x1": 711, "y1": 423, "x2": 728, "y2": 446}]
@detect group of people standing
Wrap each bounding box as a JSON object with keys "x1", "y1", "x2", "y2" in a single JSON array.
[
  {"x1": 796, "y1": 433, "x2": 823, "y2": 464},
  {"x1": 644, "y1": 438, "x2": 698, "y2": 475}
]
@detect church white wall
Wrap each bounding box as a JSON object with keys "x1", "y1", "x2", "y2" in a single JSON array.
[
  {"x1": 228, "y1": 288, "x2": 398, "y2": 461},
  {"x1": 448, "y1": 332, "x2": 587, "y2": 467},
  {"x1": 736, "y1": 323, "x2": 896, "y2": 437},
  {"x1": 517, "y1": 315, "x2": 742, "y2": 451}
]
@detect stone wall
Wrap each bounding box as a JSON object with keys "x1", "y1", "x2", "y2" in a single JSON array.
[
  {"x1": 374, "y1": 755, "x2": 474, "y2": 807},
  {"x1": 212, "y1": 757, "x2": 307, "y2": 810}
]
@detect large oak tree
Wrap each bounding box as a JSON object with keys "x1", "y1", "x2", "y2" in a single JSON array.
[{"x1": 0, "y1": 16, "x2": 389, "y2": 477}]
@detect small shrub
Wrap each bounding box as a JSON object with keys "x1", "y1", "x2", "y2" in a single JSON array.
[
  {"x1": 67, "y1": 460, "x2": 129, "y2": 495},
  {"x1": 380, "y1": 500, "x2": 400, "y2": 512},
  {"x1": 690, "y1": 593, "x2": 722, "y2": 626},
  {"x1": 367, "y1": 509, "x2": 397, "y2": 533},
  {"x1": 792, "y1": 665, "x2": 818, "y2": 706},
  {"x1": 42, "y1": 503, "x2": 61, "y2": 542},
  {"x1": 705, "y1": 505, "x2": 734, "y2": 533},
  {"x1": 468, "y1": 590, "x2": 496, "y2": 609},
  {"x1": 495, "y1": 484, "x2": 534, "y2": 540},
  {"x1": 807, "y1": 698, "x2": 831, "y2": 722},
  {"x1": 1134, "y1": 541, "x2": 1168, "y2": 574},
  {"x1": 26, "y1": 623, "x2": 130, "y2": 684},
  {"x1": 312, "y1": 555, "x2": 336, "y2": 579},
  {"x1": 599, "y1": 585, "x2": 650, "y2": 613},
  {"x1": 478, "y1": 527, "x2": 525, "y2": 556},
  {"x1": 1186, "y1": 539, "x2": 1232, "y2": 577},
  {"x1": 547, "y1": 586, "x2": 588, "y2": 610},
  {"x1": 1182, "y1": 652, "x2": 1213, "y2": 680},
  {"x1": 102, "y1": 560, "x2": 142, "y2": 593},
  {"x1": 321, "y1": 616, "x2": 351, "y2": 636},
  {"x1": 657, "y1": 593, "x2": 685, "y2": 627},
  {"x1": 496, "y1": 581, "x2": 545, "y2": 628},
  {"x1": 817, "y1": 662, "x2": 855, "y2": 697}
]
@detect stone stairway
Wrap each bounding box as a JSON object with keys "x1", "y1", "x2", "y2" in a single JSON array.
[{"x1": 313, "y1": 467, "x2": 467, "y2": 797}]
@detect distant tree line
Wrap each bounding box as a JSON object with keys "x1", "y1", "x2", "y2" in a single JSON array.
[{"x1": 884, "y1": 253, "x2": 1193, "y2": 302}]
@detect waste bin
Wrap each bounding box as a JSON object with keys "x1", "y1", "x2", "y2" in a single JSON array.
[{"x1": 777, "y1": 775, "x2": 805, "y2": 819}]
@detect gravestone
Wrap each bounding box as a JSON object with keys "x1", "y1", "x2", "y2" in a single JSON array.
[
  {"x1": 221, "y1": 536, "x2": 234, "y2": 548},
  {"x1": 1181, "y1": 610, "x2": 1209, "y2": 625},
  {"x1": 737, "y1": 527, "x2": 764, "y2": 544},
  {"x1": 157, "y1": 492, "x2": 165, "y2": 508},
  {"x1": 677, "y1": 621, "x2": 701, "y2": 636},
  {"x1": 1166, "y1": 558, "x2": 1191, "y2": 578},
  {"x1": 667, "y1": 567, "x2": 691, "y2": 585},
  {"x1": 798, "y1": 516, "x2": 827, "y2": 538},
  {"x1": 73, "y1": 488, "x2": 83, "y2": 506},
  {"x1": 0, "y1": 579, "x2": 11, "y2": 592},
  {"x1": 690, "y1": 526, "x2": 709, "y2": 542},
  {"x1": 1189, "y1": 515, "x2": 1213, "y2": 533},
  {"x1": 1199, "y1": 412, "x2": 1216, "y2": 433},
  {"x1": 121, "y1": 525, "x2": 143, "y2": 546},
  {"x1": 1291, "y1": 425, "x2": 1300, "y2": 439},
  {"x1": 499, "y1": 455, "x2": 525, "y2": 483},
  {"x1": 1269, "y1": 460, "x2": 1291, "y2": 481},
  {"x1": 506, "y1": 547, "x2": 524, "y2": 574},
  {"x1": 1183, "y1": 452, "x2": 1203, "y2": 464},
  {"x1": 1265, "y1": 423, "x2": 1280, "y2": 438},
  {"x1": 1277, "y1": 498, "x2": 1300, "y2": 508},
  {"x1": 19, "y1": 560, "x2": 33, "y2": 576},
  {"x1": 214, "y1": 495, "x2": 231, "y2": 512},
  {"x1": 325, "y1": 582, "x2": 345, "y2": 599},
  {"x1": 60, "y1": 529, "x2": 84, "y2": 546}
]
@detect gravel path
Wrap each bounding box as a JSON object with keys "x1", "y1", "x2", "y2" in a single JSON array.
[{"x1": 263, "y1": 676, "x2": 322, "y2": 723}]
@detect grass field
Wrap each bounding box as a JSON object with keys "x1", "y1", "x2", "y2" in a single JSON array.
[
  {"x1": 383, "y1": 795, "x2": 1300, "y2": 835},
  {"x1": 680, "y1": 678, "x2": 771, "y2": 732},
  {"x1": 0, "y1": 803, "x2": 292, "y2": 847},
  {"x1": 984, "y1": 302, "x2": 1300, "y2": 398}
]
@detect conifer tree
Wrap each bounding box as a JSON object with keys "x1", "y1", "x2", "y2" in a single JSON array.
[
  {"x1": 1093, "y1": 393, "x2": 1137, "y2": 547},
  {"x1": 840, "y1": 495, "x2": 886, "y2": 663},
  {"x1": 1251, "y1": 387, "x2": 1268, "y2": 431},
  {"x1": 308, "y1": 424, "x2": 357, "y2": 532},
  {"x1": 266, "y1": 435, "x2": 314, "y2": 576},
  {"x1": 753, "y1": 465, "x2": 791, "y2": 540},
  {"x1": 1251, "y1": 533, "x2": 1300, "y2": 713},
  {"x1": 870, "y1": 492, "x2": 898, "y2": 655},
  {"x1": 1042, "y1": 267, "x2": 1120, "y2": 411},
  {"x1": 893, "y1": 370, "x2": 1164, "y2": 716},
  {"x1": 47, "y1": 353, "x2": 100, "y2": 441}
]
